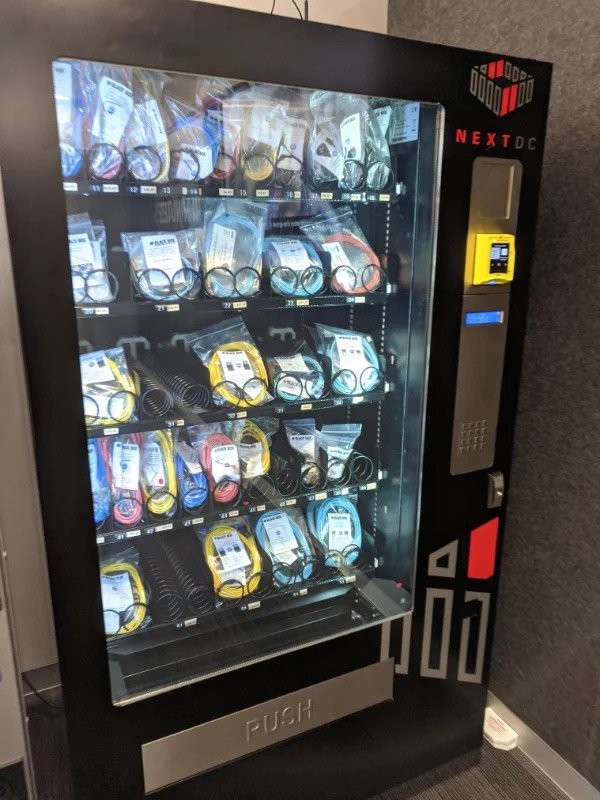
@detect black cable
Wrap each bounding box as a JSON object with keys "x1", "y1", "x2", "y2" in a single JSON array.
[
  {"x1": 304, "y1": 0, "x2": 309, "y2": 19},
  {"x1": 270, "y1": 0, "x2": 276, "y2": 12},
  {"x1": 22, "y1": 673, "x2": 63, "y2": 712},
  {"x1": 290, "y1": 0, "x2": 303, "y2": 18}
]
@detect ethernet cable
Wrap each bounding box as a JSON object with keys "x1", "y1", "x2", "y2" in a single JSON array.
[
  {"x1": 203, "y1": 524, "x2": 262, "y2": 599},
  {"x1": 307, "y1": 496, "x2": 362, "y2": 566}
]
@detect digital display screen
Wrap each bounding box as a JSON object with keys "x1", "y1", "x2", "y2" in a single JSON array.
[
  {"x1": 490, "y1": 242, "x2": 510, "y2": 274},
  {"x1": 465, "y1": 311, "x2": 504, "y2": 326}
]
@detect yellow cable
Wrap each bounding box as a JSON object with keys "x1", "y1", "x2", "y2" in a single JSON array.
[
  {"x1": 142, "y1": 430, "x2": 178, "y2": 517},
  {"x1": 131, "y1": 68, "x2": 170, "y2": 183},
  {"x1": 208, "y1": 341, "x2": 269, "y2": 408},
  {"x1": 85, "y1": 355, "x2": 137, "y2": 426},
  {"x1": 234, "y1": 419, "x2": 270, "y2": 479},
  {"x1": 242, "y1": 146, "x2": 275, "y2": 182},
  {"x1": 101, "y1": 561, "x2": 147, "y2": 635},
  {"x1": 203, "y1": 524, "x2": 262, "y2": 600}
]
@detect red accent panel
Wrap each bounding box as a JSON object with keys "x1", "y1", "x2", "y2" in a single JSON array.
[
  {"x1": 496, "y1": 59, "x2": 505, "y2": 78},
  {"x1": 508, "y1": 83, "x2": 518, "y2": 111},
  {"x1": 500, "y1": 87, "x2": 510, "y2": 116},
  {"x1": 488, "y1": 61, "x2": 497, "y2": 79},
  {"x1": 468, "y1": 518, "x2": 499, "y2": 579}
]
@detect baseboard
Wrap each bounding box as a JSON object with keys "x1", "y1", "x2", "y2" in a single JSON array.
[{"x1": 487, "y1": 693, "x2": 600, "y2": 800}]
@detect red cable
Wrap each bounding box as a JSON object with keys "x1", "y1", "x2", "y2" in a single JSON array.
[
  {"x1": 324, "y1": 233, "x2": 382, "y2": 295},
  {"x1": 204, "y1": 97, "x2": 239, "y2": 182},
  {"x1": 198, "y1": 433, "x2": 240, "y2": 504}
]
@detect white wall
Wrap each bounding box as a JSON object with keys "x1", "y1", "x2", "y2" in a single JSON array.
[{"x1": 197, "y1": 0, "x2": 388, "y2": 34}]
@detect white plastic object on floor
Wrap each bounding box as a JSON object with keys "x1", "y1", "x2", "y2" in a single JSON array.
[{"x1": 484, "y1": 706, "x2": 519, "y2": 751}]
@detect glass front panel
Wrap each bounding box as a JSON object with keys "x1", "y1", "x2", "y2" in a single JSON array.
[{"x1": 51, "y1": 58, "x2": 442, "y2": 704}]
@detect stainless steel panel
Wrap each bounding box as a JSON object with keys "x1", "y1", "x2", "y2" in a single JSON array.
[
  {"x1": 450, "y1": 293, "x2": 510, "y2": 474},
  {"x1": 142, "y1": 659, "x2": 394, "y2": 793}
]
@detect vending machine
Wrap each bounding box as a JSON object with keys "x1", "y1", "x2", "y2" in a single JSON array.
[{"x1": 0, "y1": 1, "x2": 551, "y2": 798}]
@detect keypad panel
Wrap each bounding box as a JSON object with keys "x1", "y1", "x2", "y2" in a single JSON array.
[{"x1": 459, "y1": 419, "x2": 488, "y2": 454}]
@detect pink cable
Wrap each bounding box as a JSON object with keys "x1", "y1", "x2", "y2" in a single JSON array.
[
  {"x1": 198, "y1": 433, "x2": 240, "y2": 504},
  {"x1": 100, "y1": 433, "x2": 144, "y2": 526}
]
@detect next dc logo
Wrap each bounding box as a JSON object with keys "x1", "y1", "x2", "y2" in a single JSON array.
[{"x1": 455, "y1": 57, "x2": 537, "y2": 151}]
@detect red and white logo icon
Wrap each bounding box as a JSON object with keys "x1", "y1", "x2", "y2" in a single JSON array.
[{"x1": 470, "y1": 59, "x2": 534, "y2": 117}]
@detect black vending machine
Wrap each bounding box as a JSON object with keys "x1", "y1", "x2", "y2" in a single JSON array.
[{"x1": 0, "y1": 2, "x2": 551, "y2": 798}]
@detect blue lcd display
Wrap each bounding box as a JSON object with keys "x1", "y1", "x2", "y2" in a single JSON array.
[{"x1": 465, "y1": 310, "x2": 504, "y2": 326}]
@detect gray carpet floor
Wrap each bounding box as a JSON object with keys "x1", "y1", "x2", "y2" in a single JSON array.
[{"x1": 25, "y1": 690, "x2": 569, "y2": 800}]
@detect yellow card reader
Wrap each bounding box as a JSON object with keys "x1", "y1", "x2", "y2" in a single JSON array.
[{"x1": 472, "y1": 233, "x2": 515, "y2": 285}]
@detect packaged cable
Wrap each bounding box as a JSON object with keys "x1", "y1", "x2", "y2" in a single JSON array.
[
  {"x1": 307, "y1": 91, "x2": 344, "y2": 189},
  {"x1": 231, "y1": 417, "x2": 278, "y2": 482},
  {"x1": 266, "y1": 342, "x2": 325, "y2": 402},
  {"x1": 263, "y1": 236, "x2": 324, "y2": 297},
  {"x1": 302, "y1": 206, "x2": 382, "y2": 295},
  {"x1": 164, "y1": 95, "x2": 219, "y2": 182},
  {"x1": 284, "y1": 418, "x2": 321, "y2": 488},
  {"x1": 174, "y1": 429, "x2": 209, "y2": 513},
  {"x1": 81, "y1": 62, "x2": 134, "y2": 180},
  {"x1": 201, "y1": 520, "x2": 263, "y2": 599},
  {"x1": 200, "y1": 80, "x2": 244, "y2": 183},
  {"x1": 100, "y1": 546, "x2": 151, "y2": 636},
  {"x1": 87, "y1": 438, "x2": 111, "y2": 527},
  {"x1": 274, "y1": 93, "x2": 309, "y2": 189},
  {"x1": 255, "y1": 508, "x2": 315, "y2": 586},
  {"x1": 189, "y1": 422, "x2": 241, "y2": 504},
  {"x1": 240, "y1": 85, "x2": 288, "y2": 185},
  {"x1": 99, "y1": 434, "x2": 144, "y2": 528},
  {"x1": 52, "y1": 59, "x2": 84, "y2": 179},
  {"x1": 68, "y1": 213, "x2": 115, "y2": 305},
  {"x1": 203, "y1": 199, "x2": 266, "y2": 298},
  {"x1": 318, "y1": 423, "x2": 362, "y2": 484},
  {"x1": 187, "y1": 317, "x2": 272, "y2": 408},
  {"x1": 80, "y1": 347, "x2": 138, "y2": 425},
  {"x1": 311, "y1": 323, "x2": 382, "y2": 396},
  {"x1": 141, "y1": 430, "x2": 178, "y2": 520},
  {"x1": 121, "y1": 228, "x2": 203, "y2": 302},
  {"x1": 307, "y1": 495, "x2": 362, "y2": 566},
  {"x1": 124, "y1": 69, "x2": 170, "y2": 183}
]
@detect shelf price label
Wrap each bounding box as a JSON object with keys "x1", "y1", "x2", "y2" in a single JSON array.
[
  {"x1": 320, "y1": 192, "x2": 334, "y2": 200},
  {"x1": 102, "y1": 184, "x2": 119, "y2": 193},
  {"x1": 256, "y1": 189, "x2": 270, "y2": 198},
  {"x1": 63, "y1": 182, "x2": 78, "y2": 192},
  {"x1": 140, "y1": 185, "x2": 157, "y2": 195},
  {"x1": 219, "y1": 188, "x2": 234, "y2": 197}
]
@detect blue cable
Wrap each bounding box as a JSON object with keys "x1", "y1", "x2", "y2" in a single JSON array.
[
  {"x1": 204, "y1": 213, "x2": 262, "y2": 298},
  {"x1": 264, "y1": 239, "x2": 325, "y2": 297},
  {"x1": 255, "y1": 510, "x2": 315, "y2": 585},
  {"x1": 306, "y1": 496, "x2": 362, "y2": 566},
  {"x1": 328, "y1": 334, "x2": 381, "y2": 396},
  {"x1": 175, "y1": 453, "x2": 209, "y2": 512},
  {"x1": 134, "y1": 255, "x2": 199, "y2": 303},
  {"x1": 87, "y1": 439, "x2": 111, "y2": 527},
  {"x1": 271, "y1": 354, "x2": 325, "y2": 402},
  {"x1": 169, "y1": 115, "x2": 219, "y2": 181}
]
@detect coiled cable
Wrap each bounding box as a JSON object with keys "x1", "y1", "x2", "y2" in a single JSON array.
[
  {"x1": 99, "y1": 434, "x2": 144, "y2": 527},
  {"x1": 175, "y1": 451, "x2": 209, "y2": 512},
  {"x1": 142, "y1": 431, "x2": 178, "y2": 518},
  {"x1": 208, "y1": 341, "x2": 269, "y2": 408},
  {"x1": 264, "y1": 239, "x2": 324, "y2": 297},
  {"x1": 83, "y1": 353, "x2": 137, "y2": 426},
  {"x1": 198, "y1": 432, "x2": 240, "y2": 504},
  {"x1": 234, "y1": 420, "x2": 270, "y2": 480},
  {"x1": 87, "y1": 439, "x2": 111, "y2": 527},
  {"x1": 255, "y1": 510, "x2": 314, "y2": 586},
  {"x1": 328, "y1": 334, "x2": 381, "y2": 396},
  {"x1": 100, "y1": 560, "x2": 148, "y2": 635},
  {"x1": 203, "y1": 524, "x2": 262, "y2": 599},
  {"x1": 168, "y1": 117, "x2": 219, "y2": 182},
  {"x1": 325, "y1": 233, "x2": 382, "y2": 295},
  {"x1": 271, "y1": 354, "x2": 325, "y2": 402},
  {"x1": 307, "y1": 496, "x2": 362, "y2": 566},
  {"x1": 204, "y1": 213, "x2": 262, "y2": 298}
]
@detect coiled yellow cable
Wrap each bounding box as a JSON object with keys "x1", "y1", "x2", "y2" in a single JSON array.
[
  {"x1": 208, "y1": 341, "x2": 269, "y2": 407},
  {"x1": 203, "y1": 524, "x2": 262, "y2": 599},
  {"x1": 85, "y1": 355, "x2": 137, "y2": 426},
  {"x1": 234, "y1": 419, "x2": 270, "y2": 479},
  {"x1": 142, "y1": 430, "x2": 178, "y2": 517},
  {"x1": 100, "y1": 561, "x2": 147, "y2": 635}
]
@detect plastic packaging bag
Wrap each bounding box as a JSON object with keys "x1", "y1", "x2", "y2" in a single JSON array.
[
  {"x1": 311, "y1": 323, "x2": 382, "y2": 396},
  {"x1": 200, "y1": 80, "x2": 244, "y2": 182},
  {"x1": 202, "y1": 520, "x2": 262, "y2": 598},
  {"x1": 306, "y1": 496, "x2": 362, "y2": 566},
  {"x1": 174, "y1": 428, "x2": 209, "y2": 513},
  {"x1": 319, "y1": 423, "x2": 362, "y2": 483},
  {"x1": 266, "y1": 341, "x2": 325, "y2": 402},
  {"x1": 124, "y1": 69, "x2": 170, "y2": 183},
  {"x1": 307, "y1": 91, "x2": 345, "y2": 188},
  {"x1": 232, "y1": 417, "x2": 278, "y2": 481},
  {"x1": 274, "y1": 92, "x2": 309, "y2": 189},
  {"x1": 68, "y1": 213, "x2": 115, "y2": 304},
  {"x1": 203, "y1": 199, "x2": 266, "y2": 297},
  {"x1": 164, "y1": 95, "x2": 219, "y2": 182},
  {"x1": 82, "y1": 62, "x2": 134, "y2": 180},
  {"x1": 121, "y1": 228, "x2": 203, "y2": 302},
  {"x1": 263, "y1": 236, "x2": 324, "y2": 297},
  {"x1": 87, "y1": 438, "x2": 111, "y2": 527},
  {"x1": 52, "y1": 59, "x2": 84, "y2": 178},
  {"x1": 141, "y1": 430, "x2": 178, "y2": 519},
  {"x1": 99, "y1": 546, "x2": 151, "y2": 635},
  {"x1": 254, "y1": 507, "x2": 315, "y2": 586},
  {"x1": 99, "y1": 434, "x2": 144, "y2": 527},
  {"x1": 187, "y1": 317, "x2": 272, "y2": 408},
  {"x1": 302, "y1": 206, "x2": 382, "y2": 295},
  {"x1": 241, "y1": 85, "x2": 289, "y2": 184},
  {"x1": 284, "y1": 418, "x2": 321, "y2": 488},
  {"x1": 80, "y1": 347, "x2": 138, "y2": 425},
  {"x1": 189, "y1": 422, "x2": 241, "y2": 504}
]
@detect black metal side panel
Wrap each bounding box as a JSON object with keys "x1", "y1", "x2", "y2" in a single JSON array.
[{"x1": 0, "y1": 2, "x2": 551, "y2": 798}]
